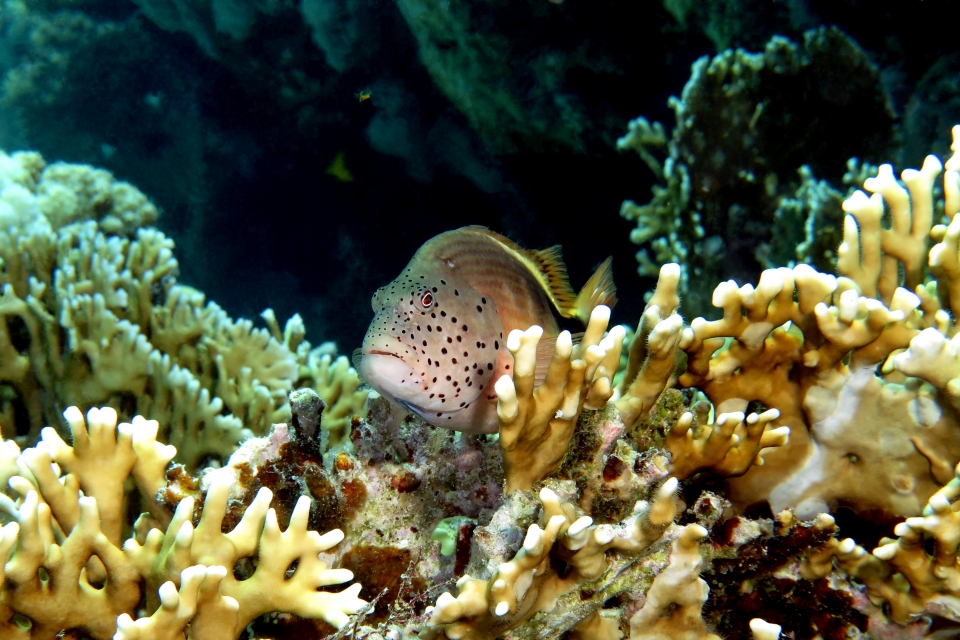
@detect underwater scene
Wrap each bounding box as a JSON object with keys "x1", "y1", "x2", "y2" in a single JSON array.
[{"x1": 1, "y1": 0, "x2": 960, "y2": 638}]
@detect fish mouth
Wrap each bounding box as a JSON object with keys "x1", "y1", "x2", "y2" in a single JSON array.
[
  {"x1": 354, "y1": 348, "x2": 404, "y2": 371},
  {"x1": 368, "y1": 350, "x2": 404, "y2": 360},
  {"x1": 396, "y1": 399, "x2": 431, "y2": 421},
  {"x1": 357, "y1": 350, "x2": 424, "y2": 398}
]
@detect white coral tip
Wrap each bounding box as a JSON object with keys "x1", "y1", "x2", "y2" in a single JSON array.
[
  {"x1": 523, "y1": 525, "x2": 544, "y2": 552},
  {"x1": 929, "y1": 493, "x2": 951, "y2": 513},
  {"x1": 538, "y1": 486, "x2": 559, "y2": 503},
  {"x1": 568, "y1": 516, "x2": 593, "y2": 537},
  {"x1": 495, "y1": 601, "x2": 509, "y2": 617},
  {"x1": 873, "y1": 543, "x2": 898, "y2": 561},
  {"x1": 435, "y1": 592, "x2": 457, "y2": 609},
  {"x1": 749, "y1": 618, "x2": 782, "y2": 640},
  {"x1": 838, "y1": 538, "x2": 857, "y2": 554},
  {"x1": 658, "y1": 477, "x2": 678, "y2": 497},
  {"x1": 158, "y1": 581, "x2": 179, "y2": 608}
]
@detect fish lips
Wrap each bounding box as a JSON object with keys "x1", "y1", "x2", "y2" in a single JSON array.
[{"x1": 358, "y1": 351, "x2": 426, "y2": 400}]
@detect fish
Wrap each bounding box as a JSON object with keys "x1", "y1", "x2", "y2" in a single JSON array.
[{"x1": 356, "y1": 226, "x2": 616, "y2": 434}]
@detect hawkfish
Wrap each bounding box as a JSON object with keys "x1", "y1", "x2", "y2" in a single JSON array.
[{"x1": 356, "y1": 226, "x2": 616, "y2": 434}]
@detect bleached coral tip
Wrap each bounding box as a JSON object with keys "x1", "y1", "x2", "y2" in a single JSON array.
[
  {"x1": 591, "y1": 305, "x2": 611, "y2": 323},
  {"x1": 495, "y1": 601, "x2": 509, "y2": 617},
  {"x1": 436, "y1": 592, "x2": 457, "y2": 609},
  {"x1": 207, "y1": 564, "x2": 228, "y2": 579},
  {"x1": 158, "y1": 581, "x2": 179, "y2": 608},
  {"x1": 63, "y1": 405, "x2": 83, "y2": 424},
  {"x1": 749, "y1": 618, "x2": 782, "y2": 639},
  {"x1": 539, "y1": 486, "x2": 558, "y2": 502},
  {"x1": 929, "y1": 493, "x2": 951, "y2": 513},
  {"x1": 873, "y1": 543, "x2": 897, "y2": 560},
  {"x1": 659, "y1": 477, "x2": 678, "y2": 496},
  {"x1": 660, "y1": 263, "x2": 681, "y2": 278},
  {"x1": 568, "y1": 516, "x2": 593, "y2": 537},
  {"x1": 523, "y1": 525, "x2": 544, "y2": 551}
]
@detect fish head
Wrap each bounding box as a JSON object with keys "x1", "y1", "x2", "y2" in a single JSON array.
[{"x1": 359, "y1": 263, "x2": 503, "y2": 429}]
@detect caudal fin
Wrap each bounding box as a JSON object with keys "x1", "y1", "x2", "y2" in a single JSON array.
[{"x1": 570, "y1": 257, "x2": 617, "y2": 325}]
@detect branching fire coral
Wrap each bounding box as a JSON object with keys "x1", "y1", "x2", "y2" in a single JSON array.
[
  {"x1": 0, "y1": 406, "x2": 364, "y2": 639},
  {"x1": 425, "y1": 480, "x2": 681, "y2": 640},
  {"x1": 673, "y1": 124, "x2": 960, "y2": 520},
  {"x1": 0, "y1": 151, "x2": 369, "y2": 470}
]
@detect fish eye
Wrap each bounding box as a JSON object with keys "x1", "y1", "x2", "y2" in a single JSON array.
[{"x1": 419, "y1": 290, "x2": 434, "y2": 309}]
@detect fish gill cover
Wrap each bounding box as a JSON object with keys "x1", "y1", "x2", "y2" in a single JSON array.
[{"x1": 1, "y1": 0, "x2": 960, "y2": 638}]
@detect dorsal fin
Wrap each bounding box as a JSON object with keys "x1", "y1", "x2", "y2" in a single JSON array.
[
  {"x1": 530, "y1": 244, "x2": 578, "y2": 313},
  {"x1": 462, "y1": 226, "x2": 616, "y2": 324},
  {"x1": 463, "y1": 227, "x2": 578, "y2": 317}
]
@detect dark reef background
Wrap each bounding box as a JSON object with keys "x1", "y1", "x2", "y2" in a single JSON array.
[{"x1": 1, "y1": 0, "x2": 958, "y2": 351}]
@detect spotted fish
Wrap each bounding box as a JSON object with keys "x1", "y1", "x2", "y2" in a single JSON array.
[{"x1": 356, "y1": 226, "x2": 616, "y2": 434}]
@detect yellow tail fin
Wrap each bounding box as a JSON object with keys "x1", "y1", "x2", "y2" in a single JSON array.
[{"x1": 568, "y1": 257, "x2": 617, "y2": 324}]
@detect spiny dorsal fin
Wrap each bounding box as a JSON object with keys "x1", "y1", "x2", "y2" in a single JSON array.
[
  {"x1": 530, "y1": 244, "x2": 578, "y2": 313},
  {"x1": 464, "y1": 227, "x2": 615, "y2": 325},
  {"x1": 465, "y1": 227, "x2": 578, "y2": 318}
]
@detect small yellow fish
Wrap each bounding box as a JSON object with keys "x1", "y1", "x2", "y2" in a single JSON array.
[
  {"x1": 326, "y1": 151, "x2": 354, "y2": 182},
  {"x1": 357, "y1": 226, "x2": 616, "y2": 434},
  {"x1": 355, "y1": 88, "x2": 372, "y2": 102}
]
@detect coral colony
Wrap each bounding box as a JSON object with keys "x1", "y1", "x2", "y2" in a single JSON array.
[{"x1": 3, "y1": 28, "x2": 960, "y2": 637}]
